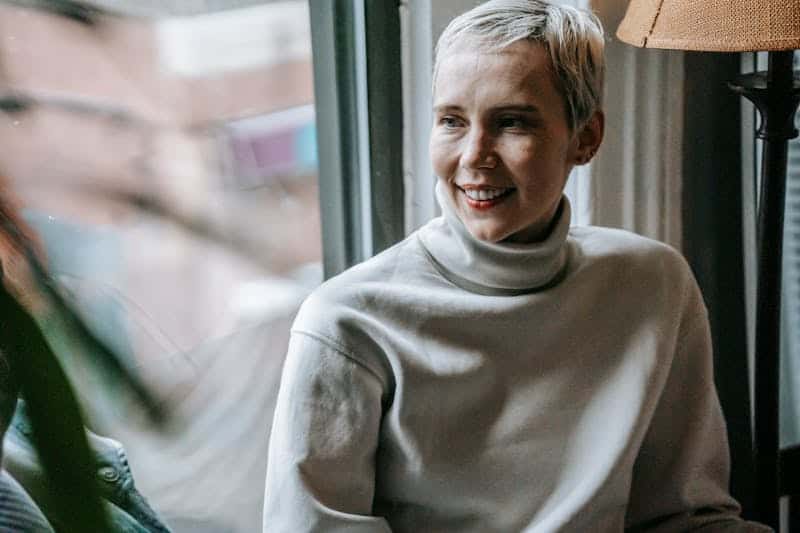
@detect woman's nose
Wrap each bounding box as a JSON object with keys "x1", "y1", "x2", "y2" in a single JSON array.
[{"x1": 460, "y1": 128, "x2": 496, "y2": 170}]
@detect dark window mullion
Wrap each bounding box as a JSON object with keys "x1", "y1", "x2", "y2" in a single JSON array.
[{"x1": 364, "y1": 0, "x2": 404, "y2": 256}]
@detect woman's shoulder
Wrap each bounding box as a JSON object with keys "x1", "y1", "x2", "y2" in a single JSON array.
[
  {"x1": 568, "y1": 225, "x2": 694, "y2": 285},
  {"x1": 316, "y1": 232, "x2": 429, "y2": 291},
  {"x1": 291, "y1": 234, "x2": 431, "y2": 333}
]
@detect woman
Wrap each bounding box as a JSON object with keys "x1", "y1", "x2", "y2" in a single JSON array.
[{"x1": 263, "y1": 1, "x2": 768, "y2": 531}]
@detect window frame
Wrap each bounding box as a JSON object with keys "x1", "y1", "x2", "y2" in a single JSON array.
[{"x1": 309, "y1": 0, "x2": 404, "y2": 279}]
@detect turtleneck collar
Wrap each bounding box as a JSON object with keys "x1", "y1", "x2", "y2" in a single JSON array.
[{"x1": 417, "y1": 181, "x2": 571, "y2": 296}]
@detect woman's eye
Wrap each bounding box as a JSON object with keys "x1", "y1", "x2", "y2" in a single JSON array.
[
  {"x1": 498, "y1": 114, "x2": 538, "y2": 130},
  {"x1": 439, "y1": 116, "x2": 462, "y2": 129},
  {"x1": 498, "y1": 116, "x2": 528, "y2": 130}
]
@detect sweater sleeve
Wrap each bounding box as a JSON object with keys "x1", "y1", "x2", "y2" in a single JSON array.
[
  {"x1": 624, "y1": 279, "x2": 771, "y2": 532},
  {"x1": 262, "y1": 331, "x2": 391, "y2": 533}
]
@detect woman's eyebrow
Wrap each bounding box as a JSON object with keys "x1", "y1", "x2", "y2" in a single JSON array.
[
  {"x1": 492, "y1": 104, "x2": 540, "y2": 114},
  {"x1": 433, "y1": 104, "x2": 542, "y2": 114},
  {"x1": 432, "y1": 105, "x2": 464, "y2": 113}
]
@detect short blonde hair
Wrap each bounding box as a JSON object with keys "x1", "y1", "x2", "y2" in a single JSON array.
[{"x1": 434, "y1": 0, "x2": 605, "y2": 131}]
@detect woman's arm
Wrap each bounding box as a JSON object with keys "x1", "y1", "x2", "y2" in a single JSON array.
[
  {"x1": 263, "y1": 332, "x2": 391, "y2": 532},
  {"x1": 624, "y1": 280, "x2": 771, "y2": 532}
]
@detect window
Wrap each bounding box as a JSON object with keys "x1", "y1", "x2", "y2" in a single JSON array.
[
  {"x1": 308, "y1": 0, "x2": 404, "y2": 277},
  {"x1": 0, "y1": 2, "x2": 320, "y2": 531},
  {"x1": 780, "y1": 51, "x2": 800, "y2": 448}
]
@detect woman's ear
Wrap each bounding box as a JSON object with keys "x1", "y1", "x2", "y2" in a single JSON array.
[{"x1": 572, "y1": 110, "x2": 604, "y2": 165}]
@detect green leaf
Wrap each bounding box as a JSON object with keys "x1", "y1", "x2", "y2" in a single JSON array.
[{"x1": 0, "y1": 284, "x2": 113, "y2": 532}]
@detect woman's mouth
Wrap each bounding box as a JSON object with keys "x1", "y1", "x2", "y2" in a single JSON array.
[{"x1": 460, "y1": 187, "x2": 515, "y2": 209}]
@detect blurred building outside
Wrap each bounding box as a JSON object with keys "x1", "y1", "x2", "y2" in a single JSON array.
[{"x1": 0, "y1": 1, "x2": 320, "y2": 531}]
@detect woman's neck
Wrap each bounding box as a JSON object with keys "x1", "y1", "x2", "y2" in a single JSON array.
[{"x1": 417, "y1": 182, "x2": 571, "y2": 296}]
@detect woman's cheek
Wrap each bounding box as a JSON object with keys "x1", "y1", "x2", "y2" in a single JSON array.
[{"x1": 429, "y1": 138, "x2": 454, "y2": 178}]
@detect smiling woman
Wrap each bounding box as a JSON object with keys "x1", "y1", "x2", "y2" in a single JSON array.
[
  {"x1": 261, "y1": 1, "x2": 769, "y2": 532},
  {"x1": 430, "y1": 40, "x2": 603, "y2": 243}
]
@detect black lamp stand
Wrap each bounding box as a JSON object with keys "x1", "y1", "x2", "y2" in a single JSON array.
[{"x1": 729, "y1": 50, "x2": 800, "y2": 530}]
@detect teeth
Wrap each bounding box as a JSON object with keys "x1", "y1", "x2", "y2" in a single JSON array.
[{"x1": 463, "y1": 188, "x2": 509, "y2": 201}]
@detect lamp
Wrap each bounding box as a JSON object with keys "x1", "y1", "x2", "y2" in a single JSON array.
[{"x1": 617, "y1": 1, "x2": 800, "y2": 530}]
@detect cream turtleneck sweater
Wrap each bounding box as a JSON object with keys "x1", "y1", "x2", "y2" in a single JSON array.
[{"x1": 263, "y1": 185, "x2": 768, "y2": 532}]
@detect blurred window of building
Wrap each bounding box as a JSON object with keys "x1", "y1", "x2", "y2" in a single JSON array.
[{"x1": 0, "y1": 1, "x2": 320, "y2": 531}]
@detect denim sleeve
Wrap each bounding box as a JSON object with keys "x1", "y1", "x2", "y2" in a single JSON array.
[{"x1": 0, "y1": 469, "x2": 54, "y2": 532}]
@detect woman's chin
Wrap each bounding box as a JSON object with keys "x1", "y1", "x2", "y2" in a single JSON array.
[{"x1": 463, "y1": 223, "x2": 509, "y2": 244}]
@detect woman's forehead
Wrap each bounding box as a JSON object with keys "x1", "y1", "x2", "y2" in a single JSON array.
[{"x1": 433, "y1": 42, "x2": 559, "y2": 105}]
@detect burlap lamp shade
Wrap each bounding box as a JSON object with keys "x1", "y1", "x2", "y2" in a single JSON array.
[{"x1": 616, "y1": 0, "x2": 800, "y2": 51}]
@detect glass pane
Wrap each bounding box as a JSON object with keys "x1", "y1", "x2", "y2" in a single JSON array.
[
  {"x1": 0, "y1": 1, "x2": 320, "y2": 531},
  {"x1": 781, "y1": 51, "x2": 800, "y2": 448}
]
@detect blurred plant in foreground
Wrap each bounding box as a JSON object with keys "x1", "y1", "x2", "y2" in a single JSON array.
[{"x1": 0, "y1": 177, "x2": 168, "y2": 531}]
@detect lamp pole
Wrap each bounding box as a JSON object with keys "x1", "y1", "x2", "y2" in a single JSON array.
[{"x1": 729, "y1": 50, "x2": 800, "y2": 530}]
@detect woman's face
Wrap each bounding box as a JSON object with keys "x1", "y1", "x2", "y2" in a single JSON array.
[{"x1": 430, "y1": 40, "x2": 598, "y2": 244}]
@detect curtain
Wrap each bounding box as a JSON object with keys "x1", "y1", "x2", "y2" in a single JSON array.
[{"x1": 568, "y1": 0, "x2": 683, "y2": 249}]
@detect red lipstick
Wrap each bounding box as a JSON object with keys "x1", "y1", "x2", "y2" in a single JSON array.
[{"x1": 459, "y1": 187, "x2": 514, "y2": 210}]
